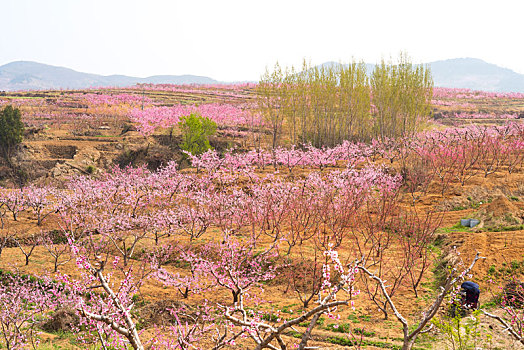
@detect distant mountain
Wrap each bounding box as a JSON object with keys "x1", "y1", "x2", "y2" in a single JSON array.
[
  {"x1": 2, "y1": 58, "x2": 524, "y2": 93},
  {"x1": 428, "y1": 58, "x2": 524, "y2": 93},
  {"x1": 0, "y1": 61, "x2": 218, "y2": 91},
  {"x1": 317, "y1": 58, "x2": 524, "y2": 93}
]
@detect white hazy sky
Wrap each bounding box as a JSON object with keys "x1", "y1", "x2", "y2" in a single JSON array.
[{"x1": 1, "y1": 0, "x2": 523, "y2": 81}]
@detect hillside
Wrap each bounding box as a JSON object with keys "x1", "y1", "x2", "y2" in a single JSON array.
[
  {"x1": 2, "y1": 58, "x2": 524, "y2": 93},
  {"x1": 430, "y1": 58, "x2": 524, "y2": 92},
  {"x1": 0, "y1": 61, "x2": 218, "y2": 91}
]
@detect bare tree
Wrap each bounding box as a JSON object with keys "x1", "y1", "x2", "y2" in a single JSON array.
[{"x1": 358, "y1": 252, "x2": 484, "y2": 350}]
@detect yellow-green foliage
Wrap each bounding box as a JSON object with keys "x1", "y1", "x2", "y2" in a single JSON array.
[
  {"x1": 258, "y1": 54, "x2": 433, "y2": 147},
  {"x1": 371, "y1": 53, "x2": 433, "y2": 140}
]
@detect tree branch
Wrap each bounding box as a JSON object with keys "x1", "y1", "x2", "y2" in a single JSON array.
[{"x1": 483, "y1": 310, "x2": 524, "y2": 345}]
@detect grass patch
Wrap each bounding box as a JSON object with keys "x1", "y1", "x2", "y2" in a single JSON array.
[
  {"x1": 481, "y1": 299, "x2": 498, "y2": 309},
  {"x1": 484, "y1": 257, "x2": 524, "y2": 279},
  {"x1": 281, "y1": 303, "x2": 300, "y2": 314},
  {"x1": 347, "y1": 313, "x2": 361, "y2": 323},
  {"x1": 262, "y1": 313, "x2": 279, "y2": 322},
  {"x1": 358, "y1": 314, "x2": 372, "y2": 322},
  {"x1": 298, "y1": 316, "x2": 324, "y2": 327},
  {"x1": 289, "y1": 331, "x2": 302, "y2": 339},
  {"x1": 437, "y1": 223, "x2": 470, "y2": 234},
  {"x1": 325, "y1": 322, "x2": 351, "y2": 333},
  {"x1": 482, "y1": 224, "x2": 524, "y2": 232},
  {"x1": 432, "y1": 247, "x2": 452, "y2": 290},
  {"x1": 353, "y1": 327, "x2": 376, "y2": 337}
]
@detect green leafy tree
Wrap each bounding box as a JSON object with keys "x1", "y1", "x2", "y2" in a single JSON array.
[
  {"x1": 371, "y1": 53, "x2": 433, "y2": 140},
  {"x1": 258, "y1": 54, "x2": 433, "y2": 146},
  {"x1": 179, "y1": 113, "x2": 217, "y2": 156},
  {"x1": 257, "y1": 62, "x2": 285, "y2": 149},
  {"x1": 0, "y1": 105, "x2": 24, "y2": 163}
]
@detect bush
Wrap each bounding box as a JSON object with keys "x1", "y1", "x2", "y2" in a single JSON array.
[
  {"x1": 179, "y1": 113, "x2": 216, "y2": 157},
  {"x1": 0, "y1": 105, "x2": 24, "y2": 161}
]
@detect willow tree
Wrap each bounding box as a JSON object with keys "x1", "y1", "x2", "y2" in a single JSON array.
[
  {"x1": 371, "y1": 54, "x2": 433, "y2": 140},
  {"x1": 257, "y1": 63, "x2": 285, "y2": 149},
  {"x1": 339, "y1": 61, "x2": 371, "y2": 142},
  {"x1": 257, "y1": 54, "x2": 432, "y2": 147},
  {"x1": 257, "y1": 60, "x2": 372, "y2": 147}
]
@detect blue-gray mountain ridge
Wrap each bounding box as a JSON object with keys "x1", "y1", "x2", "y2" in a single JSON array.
[{"x1": 1, "y1": 58, "x2": 523, "y2": 92}]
